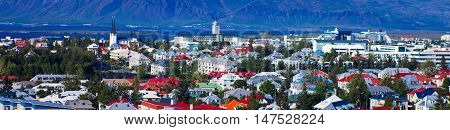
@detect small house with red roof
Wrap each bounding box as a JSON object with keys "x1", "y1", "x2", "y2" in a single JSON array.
[
  {"x1": 140, "y1": 77, "x2": 179, "y2": 91},
  {"x1": 338, "y1": 73, "x2": 380, "y2": 91}
]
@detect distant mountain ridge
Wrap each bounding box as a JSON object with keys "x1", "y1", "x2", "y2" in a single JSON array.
[{"x1": 0, "y1": 0, "x2": 448, "y2": 30}]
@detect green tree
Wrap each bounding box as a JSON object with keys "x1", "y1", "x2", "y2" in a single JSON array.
[
  {"x1": 276, "y1": 81, "x2": 290, "y2": 110},
  {"x1": 259, "y1": 81, "x2": 276, "y2": 96},
  {"x1": 232, "y1": 80, "x2": 248, "y2": 89},
  {"x1": 419, "y1": 60, "x2": 436, "y2": 78},
  {"x1": 347, "y1": 74, "x2": 370, "y2": 108},
  {"x1": 442, "y1": 77, "x2": 450, "y2": 92},
  {"x1": 390, "y1": 79, "x2": 407, "y2": 97},
  {"x1": 440, "y1": 55, "x2": 448, "y2": 70}
]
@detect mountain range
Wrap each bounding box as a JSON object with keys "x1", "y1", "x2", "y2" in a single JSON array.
[{"x1": 0, "y1": 0, "x2": 448, "y2": 30}]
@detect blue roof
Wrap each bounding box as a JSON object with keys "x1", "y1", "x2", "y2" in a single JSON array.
[{"x1": 416, "y1": 88, "x2": 435, "y2": 99}]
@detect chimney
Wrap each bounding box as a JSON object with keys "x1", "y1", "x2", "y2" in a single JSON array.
[{"x1": 190, "y1": 104, "x2": 193, "y2": 110}]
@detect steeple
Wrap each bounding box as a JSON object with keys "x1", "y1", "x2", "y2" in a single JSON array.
[{"x1": 111, "y1": 16, "x2": 117, "y2": 34}]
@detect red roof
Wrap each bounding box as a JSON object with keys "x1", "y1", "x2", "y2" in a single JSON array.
[
  {"x1": 141, "y1": 101, "x2": 170, "y2": 110},
  {"x1": 171, "y1": 102, "x2": 189, "y2": 110},
  {"x1": 313, "y1": 70, "x2": 329, "y2": 78},
  {"x1": 373, "y1": 107, "x2": 391, "y2": 110},
  {"x1": 212, "y1": 50, "x2": 225, "y2": 56},
  {"x1": 0, "y1": 76, "x2": 17, "y2": 80},
  {"x1": 235, "y1": 71, "x2": 256, "y2": 78},
  {"x1": 208, "y1": 71, "x2": 228, "y2": 78},
  {"x1": 140, "y1": 77, "x2": 179, "y2": 90},
  {"x1": 120, "y1": 44, "x2": 129, "y2": 49},
  {"x1": 338, "y1": 73, "x2": 380, "y2": 85},
  {"x1": 174, "y1": 54, "x2": 191, "y2": 61},
  {"x1": 391, "y1": 72, "x2": 431, "y2": 83},
  {"x1": 193, "y1": 104, "x2": 224, "y2": 110},
  {"x1": 234, "y1": 46, "x2": 251, "y2": 54},
  {"x1": 105, "y1": 98, "x2": 138, "y2": 109}
]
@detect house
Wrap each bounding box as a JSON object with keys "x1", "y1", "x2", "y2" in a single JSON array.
[
  {"x1": 290, "y1": 70, "x2": 332, "y2": 95},
  {"x1": 369, "y1": 92, "x2": 408, "y2": 110},
  {"x1": 196, "y1": 83, "x2": 223, "y2": 91},
  {"x1": 338, "y1": 73, "x2": 380, "y2": 91},
  {"x1": 0, "y1": 96, "x2": 71, "y2": 110},
  {"x1": 259, "y1": 103, "x2": 281, "y2": 110},
  {"x1": 201, "y1": 93, "x2": 222, "y2": 104},
  {"x1": 109, "y1": 49, "x2": 138, "y2": 60},
  {"x1": 209, "y1": 73, "x2": 243, "y2": 90},
  {"x1": 140, "y1": 77, "x2": 179, "y2": 91},
  {"x1": 87, "y1": 43, "x2": 99, "y2": 54},
  {"x1": 129, "y1": 53, "x2": 151, "y2": 68},
  {"x1": 150, "y1": 60, "x2": 168, "y2": 75},
  {"x1": 197, "y1": 56, "x2": 237, "y2": 75},
  {"x1": 33, "y1": 83, "x2": 65, "y2": 92},
  {"x1": 224, "y1": 88, "x2": 251, "y2": 99},
  {"x1": 313, "y1": 95, "x2": 354, "y2": 110},
  {"x1": 378, "y1": 68, "x2": 411, "y2": 78},
  {"x1": 407, "y1": 87, "x2": 440, "y2": 103},
  {"x1": 65, "y1": 100, "x2": 95, "y2": 110},
  {"x1": 101, "y1": 79, "x2": 133, "y2": 88},
  {"x1": 367, "y1": 85, "x2": 394, "y2": 95},
  {"x1": 104, "y1": 98, "x2": 138, "y2": 110},
  {"x1": 30, "y1": 74, "x2": 75, "y2": 82},
  {"x1": 247, "y1": 72, "x2": 286, "y2": 90}
]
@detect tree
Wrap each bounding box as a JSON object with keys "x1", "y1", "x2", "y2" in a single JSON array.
[
  {"x1": 232, "y1": 80, "x2": 247, "y2": 89},
  {"x1": 347, "y1": 74, "x2": 370, "y2": 108},
  {"x1": 442, "y1": 77, "x2": 450, "y2": 92},
  {"x1": 440, "y1": 55, "x2": 448, "y2": 70},
  {"x1": 384, "y1": 97, "x2": 393, "y2": 109},
  {"x1": 390, "y1": 79, "x2": 407, "y2": 97},
  {"x1": 434, "y1": 96, "x2": 448, "y2": 110},
  {"x1": 276, "y1": 81, "x2": 290, "y2": 110},
  {"x1": 247, "y1": 92, "x2": 261, "y2": 110},
  {"x1": 419, "y1": 60, "x2": 436, "y2": 78},
  {"x1": 259, "y1": 81, "x2": 276, "y2": 96},
  {"x1": 296, "y1": 91, "x2": 314, "y2": 110}
]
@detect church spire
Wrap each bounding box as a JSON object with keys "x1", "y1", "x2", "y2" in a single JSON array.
[{"x1": 111, "y1": 16, "x2": 117, "y2": 34}]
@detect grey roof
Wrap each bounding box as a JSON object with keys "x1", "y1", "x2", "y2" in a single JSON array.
[
  {"x1": 201, "y1": 94, "x2": 222, "y2": 103},
  {"x1": 0, "y1": 96, "x2": 72, "y2": 109},
  {"x1": 65, "y1": 100, "x2": 95, "y2": 110},
  {"x1": 367, "y1": 85, "x2": 394, "y2": 95},
  {"x1": 224, "y1": 88, "x2": 251, "y2": 99},
  {"x1": 199, "y1": 56, "x2": 237, "y2": 66}
]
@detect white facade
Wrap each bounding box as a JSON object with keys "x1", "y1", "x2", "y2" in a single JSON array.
[
  {"x1": 109, "y1": 49, "x2": 138, "y2": 60},
  {"x1": 212, "y1": 21, "x2": 220, "y2": 35},
  {"x1": 129, "y1": 54, "x2": 150, "y2": 68},
  {"x1": 210, "y1": 73, "x2": 243, "y2": 90}
]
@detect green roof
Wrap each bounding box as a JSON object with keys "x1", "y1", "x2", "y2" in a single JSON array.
[{"x1": 196, "y1": 83, "x2": 222, "y2": 91}]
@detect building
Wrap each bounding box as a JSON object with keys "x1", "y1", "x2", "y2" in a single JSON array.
[
  {"x1": 150, "y1": 60, "x2": 168, "y2": 75},
  {"x1": 212, "y1": 20, "x2": 220, "y2": 35},
  {"x1": 197, "y1": 57, "x2": 237, "y2": 75},
  {"x1": 129, "y1": 54, "x2": 150, "y2": 68},
  {"x1": 210, "y1": 73, "x2": 243, "y2": 90},
  {"x1": 30, "y1": 74, "x2": 75, "y2": 82},
  {"x1": 101, "y1": 79, "x2": 133, "y2": 88},
  {"x1": 312, "y1": 40, "x2": 368, "y2": 53},
  {"x1": 441, "y1": 35, "x2": 450, "y2": 42},
  {"x1": 109, "y1": 16, "x2": 118, "y2": 50},
  {"x1": 65, "y1": 100, "x2": 95, "y2": 110},
  {"x1": 0, "y1": 97, "x2": 72, "y2": 110},
  {"x1": 109, "y1": 49, "x2": 138, "y2": 60}
]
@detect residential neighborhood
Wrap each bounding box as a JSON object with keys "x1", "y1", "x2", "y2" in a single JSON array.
[{"x1": 1, "y1": 19, "x2": 450, "y2": 111}]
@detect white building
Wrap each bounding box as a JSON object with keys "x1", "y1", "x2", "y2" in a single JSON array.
[
  {"x1": 212, "y1": 20, "x2": 220, "y2": 35},
  {"x1": 150, "y1": 60, "x2": 168, "y2": 75},
  {"x1": 197, "y1": 57, "x2": 237, "y2": 74},
  {"x1": 109, "y1": 17, "x2": 118, "y2": 50},
  {"x1": 210, "y1": 73, "x2": 243, "y2": 90},
  {"x1": 128, "y1": 54, "x2": 150, "y2": 68},
  {"x1": 109, "y1": 49, "x2": 138, "y2": 60},
  {"x1": 441, "y1": 35, "x2": 450, "y2": 42}
]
